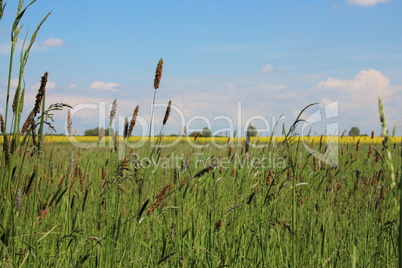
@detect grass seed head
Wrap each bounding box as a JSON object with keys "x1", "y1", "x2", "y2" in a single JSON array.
[
  {"x1": 109, "y1": 99, "x2": 117, "y2": 127},
  {"x1": 356, "y1": 139, "x2": 360, "y2": 151},
  {"x1": 266, "y1": 169, "x2": 273, "y2": 186},
  {"x1": 99, "y1": 127, "x2": 105, "y2": 141},
  {"x1": 2, "y1": 135, "x2": 10, "y2": 166},
  {"x1": 154, "y1": 58, "x2": 164, "y2": 89},
  {"x1": 0, "y1": 114, "x2": 4, "y2": 133},
  {"x1": 194, "y1": 131, "x2": 200, "y2": 141},
  {"x1": 180, "y1": 176, "x2": 188, "y2": 188},
  {"x1": 194, "y1": 165, "x2": 214, "y2": 178},
  {"x1": 67, "y1": 110, "x2": 72, "y2": 136},
  {"x1": 163, "y1": 100, "x2": 172, "y2": 125},
  {"x1": 216, "y1": 219, "x2": 223, "y2": 231},
  {"x1": 21, "y1": 110, "x2": 35, "y2": 133},
  {"x1": 128, "y1": 105, "x2": 139, "y2": 137},
  {"x1": 33, "y1": 72, "x2": 48, "y2": 117},
  {"x1": 341, "y1": 130, "x2": 346, "y2": 138},
  {"x1": 123, "y1": 117, "x2": 129, "y2": 139}
]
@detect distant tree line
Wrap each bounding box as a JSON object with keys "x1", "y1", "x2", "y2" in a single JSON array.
[
  {"x1": 84, "y1": 127, "x2": 111, "y2": 136},
  {"x1": 83, "y1": 126, "x2": 260, "y2": 137}
]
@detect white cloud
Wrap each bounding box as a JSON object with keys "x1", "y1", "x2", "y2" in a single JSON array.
[
  {"x1": 69, "y1": 84, "x2": 76, "y2": 88},
  {"x1": 253, "y1": 84, "x2": 287, "y2": 91},
  {"x1": 313, "y1": 68, "x2": 400, "y2": 130},
  {"x1": 90, "y1": 81, "x2": 119, "y2": 91},
  {"x1": 320, "y1": 97, "x2": 334, "y2": 106},
  {"x1": 346, "y1": 0, "x2": 393, "y2": 6},
  {"x1": 315, "y1": 68, "x2": 391, "y2": 97},
  {"x1": 10, "y1": 78, "x2": 19, "y2": 88},
  {"x1": 260, "y1": 64, "x2": 276, "y2": 74},
  {"x1": 40, "y1": 37, "x2": 64, "y2": 47},
  {"x1": 29, "y1": 81, "x2": 56, "y2": 90}
]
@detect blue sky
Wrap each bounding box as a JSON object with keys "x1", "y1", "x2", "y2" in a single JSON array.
[{"x1": 0, "y1": 0, "x2": 401, "y2": 136}]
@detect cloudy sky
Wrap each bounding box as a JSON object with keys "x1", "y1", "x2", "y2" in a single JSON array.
[{"x1": 0, "y1": 0, "x2": 401, "y2": 136}]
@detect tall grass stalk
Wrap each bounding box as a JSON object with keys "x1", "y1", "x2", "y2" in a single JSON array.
[
  {"x1": 0, "y1": 2, "x2": 52, "y2": 264},
  {"x1": 12, "y1": 7, "x2": 51, "y2": 144},
  {"x1": 282, "y1": 102, "x2": 318, "y2": 267},
  {"x1": 150, "y1": 100, "x2": 171, "y2": 159},
  {"x1": 378, "y1": 96, "x2": 399, "y2": 266},
  {"x1": 148, "y1": 58, "x2": 163, "y2": 150}
]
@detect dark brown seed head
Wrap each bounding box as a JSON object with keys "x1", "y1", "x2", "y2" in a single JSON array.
[
  {"x1": 33, "y1": 72, "x2": 48, "y2": 117},
  {"x1": 194, "y1": 165, "x2": 214, "y2": 178},
  {"x1": 128, "y1": 105, "x2": 139, "y2": 137},
  {"x1": 374, "y1": 151, "x2": 380, "y2": 163},
  {"x1": 123, "y1": 117, "x2": 129, "y2": 139},
  {"x1": 356, "y1": 139, "x2": 360, "y2": 151},
  {"x1": 21, "y1": 110, "x2": 35, "y2": 133},
  {"x1": 156, "y1": 183, "x2": 171, "y2": 200},
  {"x1": 319, "y1": 135, "x2": 323, "y2": 150},
  {"x1": 119, "y1": 156, "x2": 129, "y2": 176},
  {"x1": 341, "y1": 130, "x2": 346, "y2": 138},
  {"x1": 180, "y1": 176, "x2": 188, "y2": 188},
  {"x1": 147, "y1": 183, "x2": 171, "y2": 216},
  {"x1": 379, "y1": 185, "x2": 386, "y2": 200},
  {"x1": 336, "y1": 178, "x2": 343, "y2": 191},
  {"x1": 2, "y1": 135, "x2": 10, "y2": 165},
  {"x1": 163, "y1": 100, "x2": 172, "y2": 125},
  {"x1": 0, "y1": 114, "x2": 4, "y2": 133},
  {"x1": 173, "y1": 166, "x2": 179, "y2": 184},
  {"x1": 228, "y1": 145, "x2": 233, "y2": 158},
  {"x1": 194, "y1": 132, "x2": 200, "y2": 141},
  {"x1": 154, "y1": 58, "x2": 164, "y2": 89},
  {"x1": 266, "y1": 169, "x2": 273, "y2": 186},
  {"x1": 216, "y1": 219, "x2": 222, "y2": 231}
]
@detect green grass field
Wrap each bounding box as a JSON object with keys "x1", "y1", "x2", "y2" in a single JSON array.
[{"x1": 0, "y1": 138, "x2": 400, "y2": 267}]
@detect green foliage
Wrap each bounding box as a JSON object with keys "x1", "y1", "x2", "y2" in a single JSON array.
[
  {"x1": 349, "y1": 126, "x2": 361, "y2": 136},
  {"x1": 188, "y1": 127, "x2": 211, "y2": 137},
  {"x1": 201, "y1": 127, "x2": 211, "y2": 137},
  {"x1": 84, "y1": 127, "x2": 111, "y2": 136},
  {"x1": 188, "y1": 131, "x2": 200, "y2": 137},
  {"x1": 247, "y1": 124, "x2": 257, "y2": 137}
]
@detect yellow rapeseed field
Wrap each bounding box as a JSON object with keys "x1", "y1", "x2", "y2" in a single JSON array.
[{"x1": 1, "y1": 135, "x2": 399, "y2": 144}]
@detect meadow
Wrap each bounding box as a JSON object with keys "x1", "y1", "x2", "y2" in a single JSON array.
[
  {"x1": 0, "y1": 134, "x2": 401, "y2": 267},
  {"x1": 1, "y1": 1, "x2": 401, "y2": 267}
]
